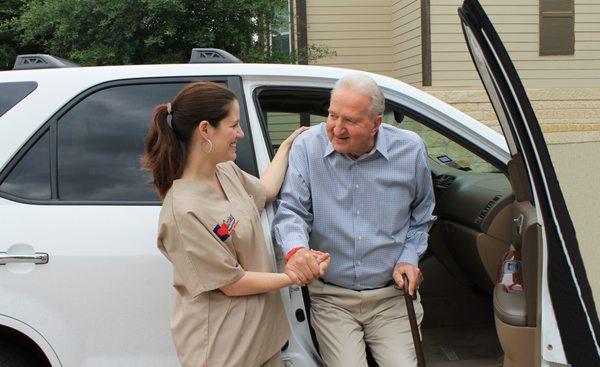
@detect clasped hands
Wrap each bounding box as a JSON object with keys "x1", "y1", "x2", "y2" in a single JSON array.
[
  {"x1": 283, "y1": 249, "x2": 423, "y2": 295},
  {"x1": 284, "y1": 248, "x2": 330, "y2": 286}
]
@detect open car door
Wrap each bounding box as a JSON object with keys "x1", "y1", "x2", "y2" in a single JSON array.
[{"x1": 458, "y1": 0, "x2": 599, "y2": 366}]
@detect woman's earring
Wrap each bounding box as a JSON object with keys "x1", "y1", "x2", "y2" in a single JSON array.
[{"x1": 201, "y1": 139, "x2": 213, "y2": 154}]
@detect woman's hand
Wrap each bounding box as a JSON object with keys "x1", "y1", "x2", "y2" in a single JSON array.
[
  {"x1": 260, "y1": 126, "x2": 310, "y2": 203},
  {"x1": 284, "y1": 249, "x2": 331, "y2": 286},
  {"x1": 281, "y1": 126, "x2": 310, "y2": 148}
]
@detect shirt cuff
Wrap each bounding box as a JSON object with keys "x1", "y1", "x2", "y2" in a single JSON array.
[
  {"x1": 397, "y1": 249, "x2": 419, "y2": 267},
  {"x1": 281, "y1": 237, "x2": 309, "y2": 257}
]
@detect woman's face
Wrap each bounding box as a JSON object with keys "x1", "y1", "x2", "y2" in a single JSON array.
[{"x1": 209, "y1": 100, "x2": 244, "y2": 163}]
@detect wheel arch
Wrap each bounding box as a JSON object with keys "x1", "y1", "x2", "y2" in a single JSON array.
[{"x1": 0, "y1": 314, "x2": 61, "y2": 366}]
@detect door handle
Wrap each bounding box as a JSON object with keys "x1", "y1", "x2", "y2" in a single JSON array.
[
  {"x1": 0, "y1": 252, "x2": 49, "y2": 265},
  {"x1": 513, "y1": 214, "x2": 524, "y2": 236}
]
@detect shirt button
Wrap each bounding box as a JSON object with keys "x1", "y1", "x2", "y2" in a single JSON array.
[
  {"x1": 356, "y1": 283, "x2": 361, "y2": 288},
  {"x1": 356, "y1": 210, "x2": 360, "y2": 215},
  {"x1": 356, "y1": 260, "x2": 362, "y2": 266},
  {"x1": 355, "y1": 184, "x2": 359, "y2": 189},
  {"x1": 358, "y1": 236, "x2": 362, "y2": 241}
]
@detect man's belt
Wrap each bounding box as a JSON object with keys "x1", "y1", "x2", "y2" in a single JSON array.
[{"x1": 318, "y1": 278, "x2": 396, "y2": 291}]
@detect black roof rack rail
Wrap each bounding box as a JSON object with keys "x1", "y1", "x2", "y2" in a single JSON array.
[
  {"x1": 13, "y1": 54, "x2": 79, "y2": 70},
  {"x1": 189, "y1": 48, "x2": 242, "y2": 64}
]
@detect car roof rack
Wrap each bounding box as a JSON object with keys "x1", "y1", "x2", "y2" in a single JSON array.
[
  {"x1": 12, "y1": 49, "x2": 240, "y2": 69},
  {"x1": 13, "y1": 54, "x2": 79, "y2": 70},
  {"x1": 189, "y1": 48, "x2": 242, "y2": 64}
]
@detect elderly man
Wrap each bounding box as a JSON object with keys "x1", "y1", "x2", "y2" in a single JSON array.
[{"x1": 272, "y1": 74, "x2": 436, "y2": 366}]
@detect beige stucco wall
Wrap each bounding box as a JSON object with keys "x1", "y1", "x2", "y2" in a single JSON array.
[
  {"x1": 306, "y1": 0, "x2": 395, "y2": 77},
  {"x1": 391, "y1": 0, "x2": 423, "y2": 85},
  {"x1": 430, "y1": 0, "x2": 600, "y2": 88}
]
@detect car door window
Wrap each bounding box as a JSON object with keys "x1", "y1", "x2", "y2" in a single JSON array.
[
  {"x1": 255, "y1": 88, "x2": 330, "y2": 153},
  {"x1": 0, "y1": 129, "x2": 50, "y2": 200},
  {"x1": 56, "y1": 83, "x2": 187, "y2": 202},
  {"x1": 383, "y1": 110, "x2": 499, "y2": 173},
  {"x1": 1, "y1": 78, "x2": 255, "y2": 204},
  {"x1": 256, "y1": 87, "x2": 498, "y2": 173}
]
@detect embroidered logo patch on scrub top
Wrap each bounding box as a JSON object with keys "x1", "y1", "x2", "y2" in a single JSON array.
[{"x1": 213, "y1": 214, "x2": 238, "y2": 241}]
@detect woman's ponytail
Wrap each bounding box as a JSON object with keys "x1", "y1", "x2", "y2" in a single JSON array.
[{"x1": 142, "y1": 103, "x2": 186, "y2": 199}]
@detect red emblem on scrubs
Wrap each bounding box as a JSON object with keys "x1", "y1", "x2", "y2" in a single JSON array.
[{"x1": 213, "y1": 214, "x2": 238, "y2": 241}]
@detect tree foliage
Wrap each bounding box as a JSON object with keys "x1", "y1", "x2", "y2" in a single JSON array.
[
  {"x1": 0, "y1": 0, "x2": 30, "y2": 69},
  {"x1": 1, "y1": 0, "x2": 333, "y2": 69}
]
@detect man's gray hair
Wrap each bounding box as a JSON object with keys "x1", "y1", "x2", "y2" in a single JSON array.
[{"x1": 331, "y1": 74, "x2": 385, "y2": 119}]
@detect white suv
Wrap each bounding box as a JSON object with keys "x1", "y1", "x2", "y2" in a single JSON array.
[{"x1": 0, "y1": 1, "x2": 598, "y2": 366}]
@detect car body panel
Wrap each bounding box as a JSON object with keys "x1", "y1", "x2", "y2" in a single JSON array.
[
  {"x1": 0, "y1": 198, "x2": 177, "y2": 366},
  {"x1": 0, "y1": 314, "x2": 62, "y2": 366},
  {"x1": 0, "y1": 64, "x2": 516, "y2": 366}
]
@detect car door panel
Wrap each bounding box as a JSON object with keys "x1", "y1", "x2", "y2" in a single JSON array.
[
  {"x1": 459, "y1": 0, "x2": 600, "y2": 365},
  {"x1": 0, "y1": 202, "x2": 178, "y2": 366},
  {"x1": 1, "y1": 76, "x2": 259, "y2": 366}
]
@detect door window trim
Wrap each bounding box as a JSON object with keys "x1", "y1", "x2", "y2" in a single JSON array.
[{"x1": 0, "y1": 76, "x2": 257, "y2": 205}]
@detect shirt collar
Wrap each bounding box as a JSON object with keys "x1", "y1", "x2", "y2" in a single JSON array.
[{"x1": 323, "y1": 124, "x2": 390, "y2": 161}]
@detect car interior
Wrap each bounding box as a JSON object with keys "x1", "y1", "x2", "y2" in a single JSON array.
[{"x1": 256, "y1": 88, "x2": 541, "y2": 367}]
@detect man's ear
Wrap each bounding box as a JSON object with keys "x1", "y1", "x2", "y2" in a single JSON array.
[{"x1": 371, "y1": 115, "x2": 383, "y2": 135}]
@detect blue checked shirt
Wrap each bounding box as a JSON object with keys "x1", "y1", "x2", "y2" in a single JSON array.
[{"x1": 272, "y1": 123, "x2": 436, "y2": 290}]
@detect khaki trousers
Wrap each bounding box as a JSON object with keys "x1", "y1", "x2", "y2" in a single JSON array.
[{"x1": 308, "y1": 279, "x2": 424, "y2": 367}]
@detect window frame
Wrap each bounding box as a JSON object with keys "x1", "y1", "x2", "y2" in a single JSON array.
[
  {"x1": 0, "y1": 126, "x2": 52, "y2": 202},
  {"x1": 253, "y1": 86, "x2": 331, "y2": 159},
  {"x1": 252, "y1": 85, "x2": 507, "y2": 173},
  {"x1": 0, "y1": 76, "x2": 257, "y2": 206}
]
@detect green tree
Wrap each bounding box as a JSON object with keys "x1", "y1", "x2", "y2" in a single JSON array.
[
  {"x1": 0, "y1": 0, "x2": 30, "y2": 69},
  {"x1": 2, "y1": 0, "x2": 333, "y2": 69}
]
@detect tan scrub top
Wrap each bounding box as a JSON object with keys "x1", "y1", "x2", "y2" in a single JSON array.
[{"x1": 157, "y1": 161, "x2": 290, "y2": 367}]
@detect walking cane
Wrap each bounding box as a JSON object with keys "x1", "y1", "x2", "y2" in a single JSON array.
[{"x1": 402, "y1": 274, "x2": 426, "y2": 367}]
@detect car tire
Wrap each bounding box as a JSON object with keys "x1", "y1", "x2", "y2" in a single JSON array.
[{"x1": 0, "y1": 337, "x2": 49, "y2": 367}]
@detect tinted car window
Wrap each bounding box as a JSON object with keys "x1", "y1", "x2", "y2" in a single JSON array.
[
  {"x1": 57, "y1": 83, "x2": 186, "y2": 202},
  {"x1": 0, "y1": 82, "x2": 37, "y2": 117},
  {"x1": 0, "y1": 129, "x2": 51, "y2": 200},
  {"x1": 382, "y1": 111, "x2": 499, "y2": 173}
]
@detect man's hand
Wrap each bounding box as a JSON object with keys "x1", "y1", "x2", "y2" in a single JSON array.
[
  {"x1": 393, "y1": 262, "x2": 423, "y2": 296},
  {"x1": 285, "y1": 248, "x2": 330, "y2": 285}
]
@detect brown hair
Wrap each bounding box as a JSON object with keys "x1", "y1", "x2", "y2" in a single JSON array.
[{"x1": 142, "y1": 81, "x2": 237, "y2": 198}]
